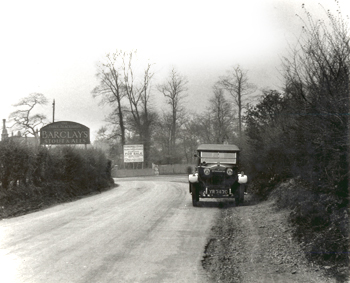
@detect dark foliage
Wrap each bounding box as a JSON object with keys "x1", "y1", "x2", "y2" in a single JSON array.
[
  {"x1": 271, "y1": 181, "x2": 349, "y2": 280},
  {"x1": 243, "y1": 7, "x2": 349, "y2": 277},
  {"x1": 0, "y1": 141, "x2": 114, "y2": 218}
]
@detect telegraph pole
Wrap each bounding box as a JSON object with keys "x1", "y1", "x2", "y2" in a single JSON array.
[{"x1": 52, "y1": 99, "x2": 55, "y2": 123}]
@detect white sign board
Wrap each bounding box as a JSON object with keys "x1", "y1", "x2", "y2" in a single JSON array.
[{"x1": 124, "y1": 144, "x2": 144, "y2": 163}]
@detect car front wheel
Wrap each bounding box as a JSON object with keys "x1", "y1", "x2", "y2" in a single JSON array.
[
  {"x1": 235, "y1": 184, "x2": 245, "y2": 206},
  {"x1": 239, "y1": 184, "x2": 245, "y2": 204},
  {"x1": 191, "y1": 183, "x2": 199, "y2": 206}
]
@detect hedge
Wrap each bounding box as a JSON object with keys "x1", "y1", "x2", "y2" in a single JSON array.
[{"x1": 0, "y1": 141, "x2": 114, "y2": 218}]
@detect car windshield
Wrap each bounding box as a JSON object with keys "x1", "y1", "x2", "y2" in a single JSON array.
[{"x1": 200, "y1": 151, "x2": 237, "y2": 164}]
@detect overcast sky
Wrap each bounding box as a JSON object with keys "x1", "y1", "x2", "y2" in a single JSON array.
[{"x1": 0, "y1": 0, "x2": 348, "y2": 141}]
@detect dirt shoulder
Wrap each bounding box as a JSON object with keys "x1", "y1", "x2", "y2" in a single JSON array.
[{"x1": 202, "y1": 195, "x2": 338, "y2": 283}]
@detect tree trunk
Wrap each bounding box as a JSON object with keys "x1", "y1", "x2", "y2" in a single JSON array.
[{"x1": 117, "y1": 97, "x2": 126, "y2": 146}]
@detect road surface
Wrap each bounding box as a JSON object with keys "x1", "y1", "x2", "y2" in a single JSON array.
[{"x1": 0, "y1": 176, "x2": 219, "y2": 283}]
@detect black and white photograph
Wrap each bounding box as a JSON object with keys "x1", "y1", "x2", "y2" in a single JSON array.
[{"x1": 0, "y1": 0, "x2": 349, "y2": 282}]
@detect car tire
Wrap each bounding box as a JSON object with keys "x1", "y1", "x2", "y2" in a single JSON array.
[
  {"x1": 233, "y1": 183, "x2": 239, "y2": 206},
  {"x1": 235, "y1": 184, "x2": 245, "y2": 206},
  {"x1": 239, "y1": 184, "x2": 245, "y2": 204},
  {"x1": 235, "y1": 196, "x2": 240, "y2": 206},
  {"x1": 191, "y1": 183, "x2": 199, "y2": 206}
]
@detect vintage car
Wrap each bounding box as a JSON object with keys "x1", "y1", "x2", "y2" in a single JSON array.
[{"x1": 188, "y1": 144, "x2": 248, "y2": 206}]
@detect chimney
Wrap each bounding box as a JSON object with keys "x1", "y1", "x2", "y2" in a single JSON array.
[{"x1": 2, "y1": 119, "x2": 8, "y2": 141}]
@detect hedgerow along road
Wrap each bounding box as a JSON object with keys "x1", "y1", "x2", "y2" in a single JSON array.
[{"x1": 0, "y1": 175, "x2": 219, "y2": 283}]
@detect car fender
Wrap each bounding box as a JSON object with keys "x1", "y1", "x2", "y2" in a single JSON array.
[
  {"x1": 238, "y1": 173, "x2": 248, "y2": 184},
  {"x1": 189, "y1": 173, "x2": 199, "y2": 183}
]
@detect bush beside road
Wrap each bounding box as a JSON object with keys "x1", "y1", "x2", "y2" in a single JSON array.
[{"x1": 0, "y1": 141, "x2": 114, "y2": 219}]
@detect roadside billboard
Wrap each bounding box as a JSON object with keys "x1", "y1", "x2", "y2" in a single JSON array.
[
  {"x1": 124, "y1": 144, "x2": 144, "y2": 163},
  {"x1": 40, "y1": 121, "x2": 90, "y2": 145}
]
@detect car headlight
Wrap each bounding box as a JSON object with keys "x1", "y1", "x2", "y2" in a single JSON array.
[
  {"x1": 203, "y1": 168, "x2": 211, "y2": 175},
  {"x1": 226, "y1": 168, "x2": 234, "y2": 176}
]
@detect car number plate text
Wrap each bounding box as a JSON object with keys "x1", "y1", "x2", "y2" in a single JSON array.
[{"x1": 209, "y1": 189, "x2": 227, "y2": 194}]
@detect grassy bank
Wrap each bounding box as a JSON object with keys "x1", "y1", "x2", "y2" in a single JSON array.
[{"x1": 269, "y1": 179, "x2": 349, "y2": 281}]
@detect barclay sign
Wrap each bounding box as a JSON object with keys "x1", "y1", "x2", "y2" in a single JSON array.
[{"x1": 40, "y1": 121, "x2": 90, "y2": 145}]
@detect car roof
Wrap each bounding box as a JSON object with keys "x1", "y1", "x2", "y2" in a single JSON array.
[{"x1": 197, "y1": 144, "x2": 240, "y2": 152}]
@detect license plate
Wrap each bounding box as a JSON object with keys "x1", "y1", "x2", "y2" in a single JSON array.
[{"x1": 209, "y1": 189, "x2": 227, "y2": 195}]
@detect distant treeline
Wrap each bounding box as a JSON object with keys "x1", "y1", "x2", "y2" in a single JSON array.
[{"x1": 0, "y1": 141, "x2": 114, "y2": 218}]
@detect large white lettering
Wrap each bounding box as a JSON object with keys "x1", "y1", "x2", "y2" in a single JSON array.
[
  {"x1": 41, "y1": 125, "x2": 90, "y2": 145},
  {"x1": 43, "y1": 138, "x2": 88, "y2": 144}
]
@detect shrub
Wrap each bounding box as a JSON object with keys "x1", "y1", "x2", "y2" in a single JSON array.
[
  {"x1": 271, "y1": 180, "x2": 349, "y2": 272},
  {"x1": 0, "y1": 142, "x2": 114, "y2": 218},
  {"x1": 186, "y1": 166, "x2": 193, "y2": 174},
  {"x1": 0, "y1": 140, "x2": 34, "y2": 190}
]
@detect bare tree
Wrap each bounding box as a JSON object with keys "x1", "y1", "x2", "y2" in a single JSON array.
[
  {"x1": 178, "y1": 117, "x2": 201, "y2": 164},
  {"x1": 282, "y1": 4, "x2": 350, "y2": 190},
  {"x1": 153, "y1": 112, "x2": 174, "y2": 163},
  {"x1": 157, "y1": 68, "x2": 188, "y2": 157},
  {"x1": 208, "y1": 86, "x2": 236, "y2": 143},
  {"x1": 93, "y1": 50, "x2": 157, "y2": 166},
  {"x1": 217, "y1": 65, "x2": 257, "y2": 138},
  {"x1": 179, "y1": 87, "x2": 237, "y2": 147},
  {"x1": 121, "y1": 51, "x2": 156, "y2": 166},
  {"x1": 92, "y1": 51, "x2": 127, "y2": 146},
  {"x1": 94, "y1": 126, "x2": 109, "y2": 142},
  {"x1": 9, "y1": 93, "x2": 48, "y2": 139}
]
